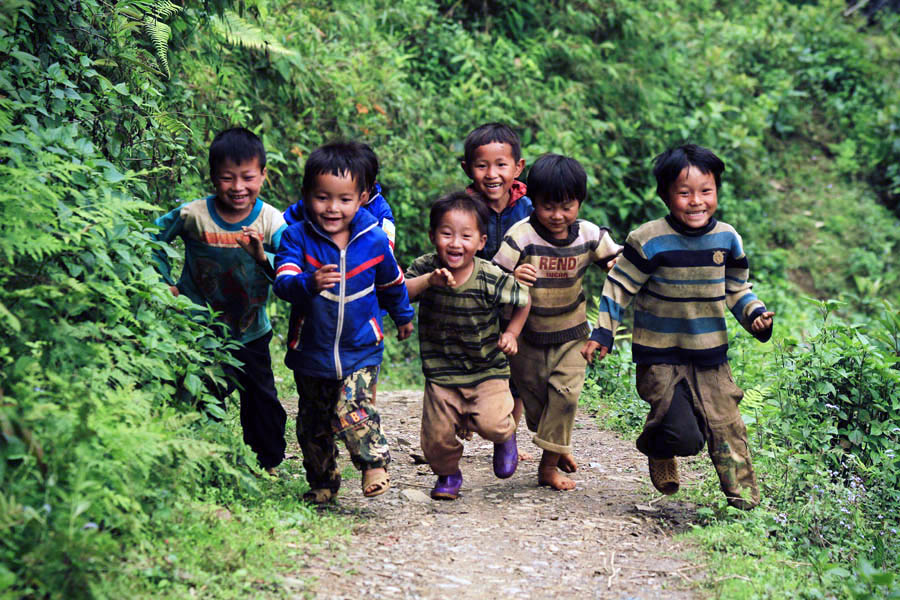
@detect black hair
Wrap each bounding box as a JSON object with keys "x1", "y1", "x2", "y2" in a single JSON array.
[
  {"x1": 209, "y1": 127, "x2": 267, "y2": 179},
  {"x1": 526, "y1": 154, "x2": 588, "y2": 206},
  {"x1": 301, "y1": 141, "x2": 369, "y2": 198},
  {"x1": 462, "y1": 123, "x2": 522, "y2": 171},
  {"x1": 429, "y1": 190, "x2": 491, "y2": 236},
  {"x1": 652, "y1": 144, "x2": 725, "y2": 203},
  {"x1": 357, "y1": 141, "x2": 380, "y2": 196}
]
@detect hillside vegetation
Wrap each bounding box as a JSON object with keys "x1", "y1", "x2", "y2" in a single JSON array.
[{"x1": 1, "y1": 0, "x2": 899, "y2": 597}]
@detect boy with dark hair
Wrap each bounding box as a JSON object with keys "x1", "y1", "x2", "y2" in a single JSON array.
[
  {"x1": 461, "y1": 123, "x2": 535, "y2": 460},
  {"x1": 461, "y1": 123, "x2": 532, "y2": 260},
  {"x1": 273, "y1": 141, "x2": 414, "y2": 503},
  {"x1": 154, "y1": 126, "x2": 287, "y2": 475},
  {"x1": 405, "y1": 191, "x2": 530, "y2": 500},
  {"x1": 582, "y1": 143, "x2": 774, "y2": 509},
  {"x1": 494, "y1": 154, "x2": 621, "y2": 490},
  {"x1": 283, "y1": 141, "x2": 396, "y2": 248}
]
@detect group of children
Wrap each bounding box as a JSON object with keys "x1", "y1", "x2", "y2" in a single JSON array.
[{"x1": 155, "y1": 123, "x2": 774, "y2": 510}]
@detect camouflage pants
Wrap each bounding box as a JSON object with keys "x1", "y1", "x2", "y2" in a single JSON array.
[
  {"x1": 634, "y1": 362, "x2": 759, "y2": 510},
  {"x1": 293, "y1": 366, "x2": 390, "y2": 492}
]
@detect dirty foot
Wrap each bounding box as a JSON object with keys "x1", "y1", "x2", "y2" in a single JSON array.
[
  {"x1": 558, "y1": 453, "x2": 577, "y2": 473},
  {"x1": 538, "y1": 450, "x2": 576, "y2": 490},
  {"x1": 518, "y1": 449, "x2": 534, "y2": 461}
]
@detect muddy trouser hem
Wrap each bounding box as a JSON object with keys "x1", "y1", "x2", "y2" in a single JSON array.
[
  {"x1": 509, "y1": 337, "x2": 587, "y2": 455},
  {"x1": 213, "y1": 330, "x2": 287, "y2": 469},
  {"x1": 634, "y1": 362, "x2": 759, "y2": 508},
  {"x1": 421, "y1": 378, "x2": 515, "y2": 476},
  {"x1": 293, "y1": 366, "x2": 390, "y2": 492}
]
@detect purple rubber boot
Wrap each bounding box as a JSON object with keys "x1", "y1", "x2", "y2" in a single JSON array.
[
  {"x1": 431, "y1": 471, "x2": 463, "y2": 500},
  {"x1": 493, "y1": 432, "x2": 519, "y2": 479}
]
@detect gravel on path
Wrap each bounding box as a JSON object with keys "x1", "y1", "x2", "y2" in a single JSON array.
[{"x1": 283, "y1": 389, "x2": 705, "y2": 599}]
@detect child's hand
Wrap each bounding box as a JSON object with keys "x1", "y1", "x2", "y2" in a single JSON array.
[
  {"x1": 168, "y1": 285, "x2": 180, "y2": 297},
  {"x1": 313, "y1": 264, "x2": 342, "y2": 291},
  {"x1": 604, "y1": 255, "x2": 619, "y2": 272},
  {"x1": 396, "y1": 321, "x2": 414, "y2": 340},
  {"x1": 237, "y1": 226, "x2": 266, "y2": 264},
  {"x1": 514, "y1": 264, "x2": 537, "y2": 287},
  {"x1": 581, "y1": 340, "x2": 608, "y2": 364},
  {"x1": 751, "y1": 311, "x2": 775, "y2": 333},
  {"x1": 497, "y1": 331, "x2": 518, "y2": 355},
  {"x1": 428, "y1": 268, "x2": 456, "y2": 288}
]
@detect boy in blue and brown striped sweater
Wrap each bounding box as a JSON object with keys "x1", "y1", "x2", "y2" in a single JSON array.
[{"x1": 583, "y1": 144, "x2": 774, "y2": 509}]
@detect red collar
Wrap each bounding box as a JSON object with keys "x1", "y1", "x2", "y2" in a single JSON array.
[{"x1": 466, "y1": 180, "x2": 528, "y2": 208}]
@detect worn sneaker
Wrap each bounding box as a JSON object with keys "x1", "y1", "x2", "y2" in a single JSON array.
[{"x1": 648, "y1": 457, "x2": 679, "y2": 495}]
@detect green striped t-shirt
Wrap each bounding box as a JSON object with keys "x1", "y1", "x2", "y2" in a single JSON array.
[{"x1": 406, "y1": 254, "x2": 528, "y2": 386}]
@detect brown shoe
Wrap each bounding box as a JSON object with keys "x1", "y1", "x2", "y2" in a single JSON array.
[{"x1": 648, "y1": 457, "x2": 680, "y2": 495}]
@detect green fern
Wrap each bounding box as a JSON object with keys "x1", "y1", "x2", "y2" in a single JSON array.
[
  {"x1": 115, "y1": 1, "x2": 182, "y2": 78},
  {"x1": 211, "y1": 11, "x2": 301, "y2": 59}
]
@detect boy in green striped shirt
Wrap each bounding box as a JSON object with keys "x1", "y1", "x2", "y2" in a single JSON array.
[{"x1": 406, "y1": 191, "x2": 531, "y2": 500}]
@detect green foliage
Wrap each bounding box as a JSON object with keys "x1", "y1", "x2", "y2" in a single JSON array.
[{"x1": 3, "y1": 0, "x2": 900, "y2": 597}]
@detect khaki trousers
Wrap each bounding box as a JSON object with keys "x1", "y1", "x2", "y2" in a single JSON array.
[
  {"x1": 635, "y1": 362, "x2": 760, "y2": 509},
  {"x1": 421, "y1": 378, "x2": 516, "y2": 475},
  {"x1": 509, "y1": 337, "x2": 587, "y2": 454}
]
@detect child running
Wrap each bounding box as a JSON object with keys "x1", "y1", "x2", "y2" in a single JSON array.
[
  {"x1": 153, "y1": 127, "x2": 287, "y2": 475},
  {"x1": 461, "y1": 122, "x2": 533, "y2": 458},
  {"x1": 272, "y1": 142, "x2": 414, "y2": 503},
  {"x1": 494, "y1": 154, "x2": 621, "y2": 490},
  {"x1": 582, "y1": 144, "x2": 774, "y2": 509},
  {"x1": 405, "y1": 191, "x2": 530, "y2": 500}
]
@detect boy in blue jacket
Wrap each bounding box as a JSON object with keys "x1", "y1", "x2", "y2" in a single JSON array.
[
  {"x1": 282, "y1": 141, "x2": 396, "y2": 249},
  {"x1": 273, "y1": 142, "x2": 414, "y2": 503}
]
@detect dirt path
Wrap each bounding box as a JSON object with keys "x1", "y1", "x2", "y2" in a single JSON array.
[{"x1": 284, "y1": 390, "x2": 705, "y2": 599}]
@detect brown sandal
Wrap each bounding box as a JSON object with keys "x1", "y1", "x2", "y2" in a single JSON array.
[
  {"x1": 302, "y1": 488, "x2": 336, "y2": 504},
  {"x1": 362, "y1": 469, "x2": 390, "y2": 498},
  {"x1": 648, "y1": 457, "x2": 680, "y2": 495}
]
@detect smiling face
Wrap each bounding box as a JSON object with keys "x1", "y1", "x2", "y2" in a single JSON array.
[
  {"x1": 429, "y1": 208, "x2": 486, "y2": 281},
  {"x1": 306, "y1": 171, "x2": 366, "y2": 245},
  {"x1": 212, "y1": 157, "x2": 267, "y2": 222},
  {"x1": 533, "y1": 197, "x2": 580, "y2": 240},
  {"x1": 464, "y1": 142, "x2": 525, "y2": 209},
  {"x1": 667, "y1": 166, "x2": 718, "y2": 229}
]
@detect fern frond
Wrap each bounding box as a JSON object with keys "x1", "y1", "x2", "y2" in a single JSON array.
[
  {"x1": 151, "y1": 112, "x2": 192, "y2": 138},
  {"x1": 211, "y1": 11, "x2": 301, "y2": 59},
  {"x1": 143, "y1": 16, "x2": 172, "y2": 77}
]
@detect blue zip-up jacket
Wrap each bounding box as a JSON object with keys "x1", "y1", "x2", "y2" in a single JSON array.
[
  {"x1": 472, "y1": 180, "x2": 533, "y2": 261},
  {"x1": 273, "y1": 207, "x2": 413, "y2": 379},
  {"x1": 283, "y1": 183, "x2": 396, "y2": 249}
]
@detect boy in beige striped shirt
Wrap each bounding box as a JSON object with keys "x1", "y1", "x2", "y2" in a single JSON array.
[{"x1": 494, "y1": 154, "x2": 621, "y2": 490}]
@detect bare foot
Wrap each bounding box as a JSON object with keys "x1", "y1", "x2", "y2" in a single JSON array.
[
  {"x1": 518, "y1": 449, "x2": 534, "y2": 462},
  {"x1": 538, "y1": 467, "x2": 576, "y2": 490},
  {"x1": 558, "y1": 453, "x2": 577, "y2": 473},
  {"x1": 537, "y1": 450, "x2": 576, "y2": 490}
]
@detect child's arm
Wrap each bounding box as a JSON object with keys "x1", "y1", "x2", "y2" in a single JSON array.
[
  {"x1": 498, "y1": 295, "x2": 531, "y2": 355},
  {"x1": 237, "y1": 226, "x2": 276, "y2": 280},
  {"x1": 272, "y1": 226, "x2": 336, "y2": 303},
  {"x1": 405, "y1": 268, "x2": 456, "y2": 299},
  {"x1": 374, "y1": 237, "x2": 415, "y2": 340},
  {"x1": 725, "y1": 231, "x2": 774, "y2": 342},
  {"x1": 591, "y1": 226, "x2": 624, "y2": 272},
  {"x1": 152, "y1": 205, "x2": 186, "y2": 296},
  {"x1": 582, "y1": 232, "x2": 652, "y2": 363}
]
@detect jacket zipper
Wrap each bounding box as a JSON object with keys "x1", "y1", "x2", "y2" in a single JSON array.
[
  {"x1": 333, "y1": 248, "x2": 347, "y2": 378},
  {"x1": 322, "y1": 222, "x2": 376, "y2": 379}
]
